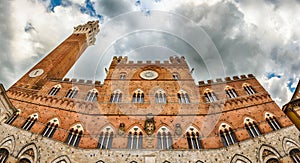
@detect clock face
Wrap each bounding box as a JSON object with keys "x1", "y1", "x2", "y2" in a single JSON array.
[
  {"x1": 29, "y1": 69, "x2": 44, "y2": 78},
  {"x1": 140, "y1": 70, "x2": 158, "y2": 80}
]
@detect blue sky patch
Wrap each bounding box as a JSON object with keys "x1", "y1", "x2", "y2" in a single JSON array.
[
  {"x1": 267, "y1": 72, "x2": 282, "y2": 79},
  {"x1": 80, "y1": 0, "x2": 104, "y2": 23},
  {"x1": 49, "y1": 0, "x2": 61, "y2": 12},
  {"x1": 288, "y1": 78, "x2": 296, "y2": 93}
]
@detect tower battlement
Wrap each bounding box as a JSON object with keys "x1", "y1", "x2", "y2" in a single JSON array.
[
  {"x1": 73, "y1": 20, "x2": 100, "y2": 46},
  {"x1": 198, "y1": 74, "x2": 255, "y2": 86},
  {"x1": 110, "y1": 56, "x2": 189, "y2": 67}
]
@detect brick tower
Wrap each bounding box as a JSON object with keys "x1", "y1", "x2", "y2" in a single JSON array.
[
  {"x1": 11, "y1": 20, "x2": 99, "y2": 90},
  {"x1": 0, "y1": 21, "x2": 299, "y2": 163}
]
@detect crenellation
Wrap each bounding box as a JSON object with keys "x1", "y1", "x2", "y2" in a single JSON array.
[
  {"x1": 216, "y1": 78, "x2": 222, "y2": 82},
  {"x1": 240, "y1": 75, "x2": 247, "y2": 79},
  {"x1": 247, "y1": 74, "x2": 255, "y2": 78},
  {"x1": 225, "y1": 77, "x2": 231, "y2": 81},
  {"x1": 207, "y1": 79, "x2": 213, "y2": 84},
  {"x1": 232, "y1": 76, "x2": 240, "y2": 80}
]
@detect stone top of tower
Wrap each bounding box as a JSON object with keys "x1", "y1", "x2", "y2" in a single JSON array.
[{"x1": 73, "y1": 20, "x2": 100, "y2": 46}]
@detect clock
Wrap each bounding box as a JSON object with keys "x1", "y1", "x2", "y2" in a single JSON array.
[
  {"x1": 29, "y1": 69, "x2": 44, "y2": 78},
  {"x1": 140, "y1": 70, "x2": 158, "y2": 80}
]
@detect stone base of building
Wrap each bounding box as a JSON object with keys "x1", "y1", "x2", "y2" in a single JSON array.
[{"x1": 0, "y1": 123, "x2": 299, "y2": 163}]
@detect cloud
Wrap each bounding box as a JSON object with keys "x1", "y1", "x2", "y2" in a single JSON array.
[
  {"x1": 174, "y1": 0, "x2": 300, "y2": 106},
  {"x1": 93, "y1": 0, "x2": 133, "y2": 18},
  {"x1": 0, "y1": 0, "x2": 14, "y2": 88}
]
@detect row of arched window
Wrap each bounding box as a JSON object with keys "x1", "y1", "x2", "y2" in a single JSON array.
[
  {"x1": 47, "y1": 83, "x2": 256, "y2": 104},
  {"x1": 1, "y1": 143, "x2": 299, "y2": 163},
  {"x1": 48, "y1": 85, "x2": 98, "y2": 102},
  {"x1": 5, "y1": 111, "x2": 282, "y2": 149},
  {"x1": 204, "y1": 84, "x2": 256, "y2": 103}
]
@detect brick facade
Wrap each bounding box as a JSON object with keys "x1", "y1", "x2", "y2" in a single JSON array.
[{"x1": 0, "y1": 21, "x2": 299, "y2": 162}]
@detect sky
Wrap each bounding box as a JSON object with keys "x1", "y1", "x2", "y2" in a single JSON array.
[{"x1": 0, "y1": 0, "x2": 299, "y2": 107}]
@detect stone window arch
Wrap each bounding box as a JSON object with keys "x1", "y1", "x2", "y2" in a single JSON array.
[
  {"x1": 219, "y1": 123, "x2": 237, "y2": 147},
  {"x1": 127, "y1": 126, "x2": 143, "y2": 149},
  {"x1": 266, "y1": 158, "x2": 279, "y2": 163},
  {"x1": 48, "y1": 84, "x2": 62, "y2": 96},
  {"x1": 22, "y1": 113, "x2": 38, "y2": 131},
  {"x1": 85, "y1": 88, "x2": 98, "y2": 102},
  {"x1": 96, "y1": 160, "x2": 105, "y2": 163},
  {"x1": 65, "y1": 124, "x2": 84, "y2": 147},
  {"x1": 244, "y1": 117, "x2": 261, "y2": 138},
  {"x1": 186, "y1": 126, "x2": 202, "y2": 149},
  {"x1": 265, "y1": 112, "x2": 281, "y2": 131},
  {"x1": 258, "y1": 144, "x2": 281, "y2": 163},
  {"x1": 0, "y1": 135, "x2": 16, "y2": 155},
  {"x1": 110, "y1": 89, "x2": 122, "y2": 103},
  {"x1": 282, "y1": 137, "x2": 300, "y2": 155},
  {"x1": 17, "y1": 143, "x2": 38, "y2": 163},
  {"x1": 120, "y1": 72, "x2": 126, "y2": 80},
  {"x1": 230, "y1": 154, "x2": 252, "y2": 163},
  {"x1": 204, "y1": 88, "x2": 218, "y2": 102},
  {"x1": 155, "y1": 89, "x2": 167, "y2": 104},
  {"x1": 0, "y1": 148, "x2": 9, "y2": 162},
  {"x1": 51, "y1": 155, "x2": 71, "y2": 163},
  {"x1": 65, "y1": 86, "x2": 79, "y2": 98},
  {"x1": 195, "y1": 161, "x2": 204, "y2": 163},
  {"x1": 289, "y1": 148, "x2": 300, "y2": 162},
  {"x1": 225, "y1": 86, "x2": 238, "y2": 99},
  {"x1": 98, "y1": 125, "x2": 114, "y2": 149},
  {"x1": 132, "y1": 89, "x2": 144, "y2": 103},
  {"x1": 157, "y1": 126, "x2": 172, "y2": 149},
  {"x1": 5, "y1": 109, "x2": 21, "y2": 125},
  {"x1": 41, "y1": 118, "x2": 59, "y2": 138},
  {"x1": 178, "y1": 90, "x2": 190, "y2": 104},
  {"x1": 242, "y1": 83, "x2": 256, "y2": 95}
]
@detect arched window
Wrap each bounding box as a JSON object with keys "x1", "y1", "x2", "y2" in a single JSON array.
[
  {"x1": 5, "y1": 109, "x2": 21, "y2": 124},
  {"x1": 178, "y1": 90, "x2": 190, "y2": 104},
  {"x1": 22, "y1": 113, "x2": 38, "y2": 131},
  {"x1": 204, "y1": 89, "x2": 218, "y2": 102},
  {"x1": 19, "y1": 158, "x2": 31, "y2": 163},
  {"x1": 132, "y1": 89, "x2": 144, "y2": 103},
  {"x1": 110, "y1": 90, "x2": 122, "y2": 103},
  {"x1": 244, "y1": 117, "x2": 261, "y2": 138},
  {"x1": 290, "y1": 148, "x2": 300, "y2": 163},
  {"x1": 85, "y1": 88, "x2": 98, "y2": 102},
  {"x1": 266, "y1": 158, "x2": 279, "y2": 163},
  {"x1": 48, "y1": 84, "x2": 62, "y2": 96},
  {"x1": 127, "y1": 126, "x2": 143, "y2": 149},
  {"x1": 65, "y1": 124, "x2": 83, "y2": 147},
  {"x1": 98, "y1": 126, "x2": 114, "y2": 149},
  {"x1": 155, "y1": 90, "x2": 167, "y2": 104},
  {"x1": 120, "y1": 72, "x2": 126, "y2": 80},
  {"x1": 0, "y1": 148, "x2": 9, "y2": 163},
  {"x1": 225, "y1": 86, "x2": 238, "y2": 99},
  {"x1": 219, "y1": 123, "x2": 237, "y2": 147},
  {"x1": 65, "y1": 87, "x2": 79, "y2": 98},
  {"x1": 265, "y1": 112, "x2": 281, "y2": 131},
  {"x1": 243, "y1": 83, "x2": 256, "y2": 95},
  {"x1": 186, "y1": 126, "x2": 202, "y2": 149},
  {"x1": 157, "y1": 126, "x2": 172, "y2": 149},
  {"x1": 173, "y1": 73, "x2": 179, "y2": 80},
  {"x1": 42, "y1": 118, "x2": 59, "y2": 138}
]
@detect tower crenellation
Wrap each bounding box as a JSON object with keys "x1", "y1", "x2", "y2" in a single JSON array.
[{"x1": 73, "y1": 20, "x2": 100, "y2": 46}]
